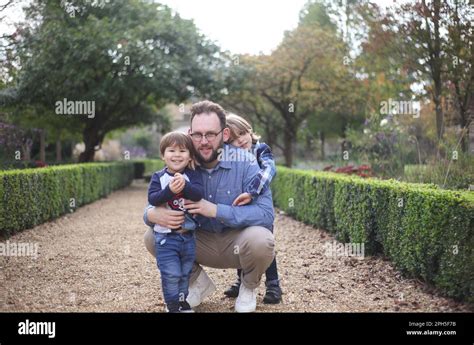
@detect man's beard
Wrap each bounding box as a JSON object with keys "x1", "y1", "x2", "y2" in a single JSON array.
[{"x1": 196, "y1": 138, "x2": 223, "y2": 165}]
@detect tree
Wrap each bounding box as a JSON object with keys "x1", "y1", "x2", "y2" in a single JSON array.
[
  {"x1": 220, "y1": 1, "x2": 366, "y2": 166},
  {"x1": 444, "y1": 0, "x2": 473, "y2": 152},
  {"x1": 299, "y1": 0, "x2": 337, "y2": 32},
  {"x1": 4, "y1": 0, "x2": 222, "y2": 162},
  {"x1": 354, "y1": 2, "x2": 416, "y2": 118},
  {"x1": 391, "y1": 0, "x2": 473, "y2": 152},
  {"x1": 223, "y1": 81, "x2": 285, "y2": 155},
  {"x1": 396, "y1": 0, "x2": 445, "y2": 143}
]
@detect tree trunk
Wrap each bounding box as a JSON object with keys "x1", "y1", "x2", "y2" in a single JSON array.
[
  {"x1": 433, "y1": 0, "x2": 444, "y2": 142},
  {"x1": 21, "y1": 139, "x2": 33, "y2": 162},
  {"x1": 459, "y1": 113, "x2": 469, "y2": 154},
  {"x1": 265, "y1": 128, "x2": 275, "y2": 151},
  {"x1": 39, "y1": 130, "x2": 46, "y2": 162},
  {"x1": 22, "y1": 142, "x2": 31, "y2": 161},
  {"x1": 320, "y1": 131, "x2": 325, "y2": 160},
  {"x1": 56, "y1": 140, "x2": 62, "y2": 162},
  {"x1": 78, "y1": 144, "x2": 96, "y2": 163},
  {"x1": 458, "y1": 87, "x2": 473, "y2": 153},
  {"x1": 462, "y1": 98, "x2": 473, "y2": 154},
  {"x1": 283, "y1": 130, "x2": 294, "y2": 167},
  {"x1": 461, "y1": 127, "x2": 469, "y2": 153},
  {"x1": 434, "y1": 86, "x2": 444, "y2": 141},
  {"x1": 71, "y1": 142, "x2": 75, "y2": 161},
  {"x1": 78, "y1": 129, "x2": 101, "y2": 163}
]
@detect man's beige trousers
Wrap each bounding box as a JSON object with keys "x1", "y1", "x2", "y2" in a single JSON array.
[{"x1": 144, "y1": 226, "x2": 275, "y2": 289}]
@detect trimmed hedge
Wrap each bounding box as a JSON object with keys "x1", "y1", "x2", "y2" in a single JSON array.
[
  {"x1": 272, "y1": 167, "x2": 474, "y2": 302},
  {"x1": 0, "y1": 162, "x2": 134, "y2": 238}
]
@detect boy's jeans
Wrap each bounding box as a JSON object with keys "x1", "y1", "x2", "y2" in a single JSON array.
[
  {"x1": 182, "y1": 212, "x2": 199, "y2": 231},
  {"x1": 154, "y1": 231, "x2": 196, "y2": 306}
]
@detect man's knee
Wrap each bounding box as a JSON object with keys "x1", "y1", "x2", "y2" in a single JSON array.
[
  {"x1": 144, "y1": 228, "x2": 156, "y2": 258},
  {"x1": 240, "y1": 226, "x2": 275, "y2": 262}
]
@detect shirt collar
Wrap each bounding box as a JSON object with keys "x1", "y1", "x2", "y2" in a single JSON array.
[{"x1": 218, "y1": 144, "x2": 233, "y2": 169}]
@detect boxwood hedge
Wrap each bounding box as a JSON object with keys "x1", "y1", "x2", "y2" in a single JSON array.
[
  {"x1": 272, "y1": 166, "x2": 474, "y2": 302},
  {"x1": 0, "y1": 162, "x2": 134, "y2": 238}
]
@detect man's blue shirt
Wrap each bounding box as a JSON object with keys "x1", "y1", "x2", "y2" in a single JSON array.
[{"x1": 144, "y1": 144, "x2": 275, "y2": 232}]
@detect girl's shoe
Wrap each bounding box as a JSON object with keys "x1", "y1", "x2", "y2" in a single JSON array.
[
  {"x1": 223, "y1": 280, "x2": 241, "y2": 298},
  {"x1": 263, "y1": 282, "x2": 282, "y2": 304}
]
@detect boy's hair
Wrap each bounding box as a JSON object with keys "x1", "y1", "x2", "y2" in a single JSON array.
[
  {"x1": 226, "y1": 113, "x2": 261, "y2": 144},
  {"x1": 160, "y1": 132, "x2": 196, "y2": 161},
  {"x1": 190, "y1": 100, "x2": 227, "y2": 130}
]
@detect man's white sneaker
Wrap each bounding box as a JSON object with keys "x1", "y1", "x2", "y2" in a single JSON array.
[
  {"x1": 186, "y1": 269, "x2": 216, "y2": 308},
  {"x1": 235, "y1": 283, "x2": 257, "y2": 313}
]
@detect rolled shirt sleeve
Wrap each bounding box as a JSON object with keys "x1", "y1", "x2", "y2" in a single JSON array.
[
  {"x1": 143, "y1": 204, "x2": 155, "y2": 228},
  {"x1": 216, "y1": 151, "x2": 274, "y2": 229}
]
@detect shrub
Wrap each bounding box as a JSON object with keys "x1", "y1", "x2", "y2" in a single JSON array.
[
  {"x1": 404, "y1": 153, "x2": 474, "y2": 190},
  {"x1": 324, "y1": 164, "x2": 373, "y2": 178},
  {"x1": 272, "y1": 166, "x2": 474, "y2": 302},
  {"x1": 0, "y1": 162, "x2": 134, "y2": 238}
]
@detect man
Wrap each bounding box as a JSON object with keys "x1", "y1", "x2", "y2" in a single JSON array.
[{"x1": 143, "y1": 100, "x2": 275, "y2": 312}]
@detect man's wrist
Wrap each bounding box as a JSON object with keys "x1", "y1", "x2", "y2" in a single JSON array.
[
  {"x1": 216, "y1": 203, "x2": 231, "y2": 222},
  {"x1": 210, "y1": 203, "x2": 218, "y2": 218},
  {"x1": 203, "y1": 200, "x2": 218, "y2": 218}
]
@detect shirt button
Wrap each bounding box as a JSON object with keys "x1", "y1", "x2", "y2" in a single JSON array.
[
  {"x1": 208, "y1": 175, "x2": 211, "y2": 179},
  {"x1": 227, "y1": 190, "x2": 230, "y2": 194},
  {"x1": 209, "y1": 194, "x2": 212, "y2": 198}
]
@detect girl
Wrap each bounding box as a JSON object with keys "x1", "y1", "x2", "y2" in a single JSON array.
[{"x1": 224, "y1": 114, "x2": 282, "y2": 304}]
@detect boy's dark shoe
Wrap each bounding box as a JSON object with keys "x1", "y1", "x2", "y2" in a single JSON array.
[
  {"x1": 179, "y1": 301, "x2": 195, "y2": 313},
  {"x1": 263, "y1": 281, "x2": 282, "y2": 304},
  {"x1": 224, "y1": 280, "x2": 241, "y2": 298},
  {"x1": 166, "y1": 301, "x2": 181, "y2": 313}
]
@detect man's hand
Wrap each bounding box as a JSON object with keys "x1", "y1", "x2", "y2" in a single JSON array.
[
  {"x1": 169, "y1": 173, "x2": 185, "y2": 194},
  {"x1": 184, "y1": 199, "x2": 217, "y2": 218},
  {"x1": 147, "y1": 205, "x2": 184, "y2": 229},
  {"x1": 232, "y1": 192, "x2": 252, "y2": 206}
]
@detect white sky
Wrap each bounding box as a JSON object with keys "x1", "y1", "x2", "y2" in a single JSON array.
[
  {"x1": 158, "y1": 0, "x2": 307, "y2": 55},
  {"x1": 159, "y1": 0, "x2": 402, "y2": 55},
  {"x1": 1, "y1": 0, "x2": 399, "y2": 55},
  {"x1": 0, "y1": 0, "x2": 29, "y2": 34}
]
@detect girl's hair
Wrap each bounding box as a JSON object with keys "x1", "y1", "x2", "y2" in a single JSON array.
[
  {"x1": 159, "y1": 132, "x2": 197, "y2": 167},
  {"x1": 226, "y1": 114, "x2": 261, "y2": 144}
]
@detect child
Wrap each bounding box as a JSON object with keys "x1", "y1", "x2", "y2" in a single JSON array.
[
  {"x1": 224, "y1": 114, "x2": 282, "y2": 304},
  {"x1": 148, "y1": 131, "x2": 204, "y2": 312}
]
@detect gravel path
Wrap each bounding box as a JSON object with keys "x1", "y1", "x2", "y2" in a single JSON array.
[{"x1": 1, "y1": 180, "x2": 471, "y2": 312}]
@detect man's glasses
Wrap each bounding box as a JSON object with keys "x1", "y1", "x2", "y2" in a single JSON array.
[{"x1": 190, "y1": 128, "x2": 224, "y2": 142}]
